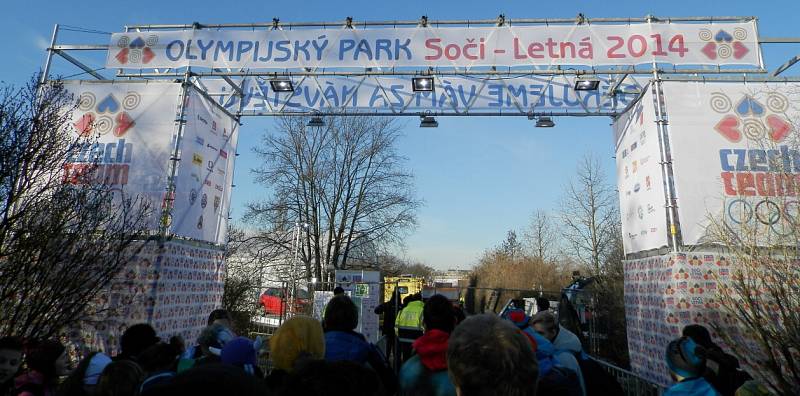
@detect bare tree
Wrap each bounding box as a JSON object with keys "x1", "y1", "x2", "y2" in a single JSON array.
[
  {"x1": 560, "y1": 154, "x2": 619, "y2": 274},
  {"x1": 376, "y1": 253, "x2": 436, "y2": 283},
  {"x1": 499, "y1": 229, "x2": 525, "y2": 261},
  {"x1": 524, "y1": 210, "x2": 558, "y2": 261},
  {"x1": 701, "y1": 85, "x2": 800, "y2": 395},
  {"x1": 0, "y1": 76, "x2": 151, "y2": 338},
  {"x1": 246, "y1": 115, "x2": 420, "y2": 282}
]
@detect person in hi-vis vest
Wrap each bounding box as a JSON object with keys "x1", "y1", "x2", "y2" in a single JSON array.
[{"x1": 395, "y1": 293, "x2": 424, "y2": 363}]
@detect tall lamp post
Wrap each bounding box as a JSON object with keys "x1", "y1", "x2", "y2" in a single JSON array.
[{"x1": 289, "y1": 222, "x2": 308, "y2": 315}]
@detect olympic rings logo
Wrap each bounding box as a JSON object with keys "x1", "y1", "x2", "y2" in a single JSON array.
[{"x1": 726, "y1": 198, "x2": 800, "y2": 236}]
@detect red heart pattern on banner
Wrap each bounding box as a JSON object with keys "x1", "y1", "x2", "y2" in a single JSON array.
[
  {"x1": 767, "y1": 114, "x2": 791, "y2": 142},
  {"x1": 714, "y1": 115, "x2": 741, "y2": 142},
  {"x1": 74, "y1": 113, "x2": 95, "y2": 136},
  {"x1": 114, "y1": 112, "x2": 135, "y2": 137}
]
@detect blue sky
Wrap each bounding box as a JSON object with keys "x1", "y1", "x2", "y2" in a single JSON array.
[{"x1": 1, "y1": 0, "x2": 798, "y2": 269}]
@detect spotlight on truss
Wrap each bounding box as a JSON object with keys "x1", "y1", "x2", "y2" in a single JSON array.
[
  {"x1": 412, "y1": 76, "x2": 435, "y2": 92},
  {"x1": 307, "y1": 116, "x2": 324, "y2": 127},
  {"x1": 574, "y1": 76, "x2": 600, "y2": 91},
  {"x1": 535, "y1": 116, "x2": 555, "y2": 128},
  {"x1": 419, "y1": 115, "x2": 439, "y2": 128},
  {"x1": 269, "y1": 78, "x2": 294, "y2": 92}
]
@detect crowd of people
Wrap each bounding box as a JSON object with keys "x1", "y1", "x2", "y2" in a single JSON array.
[{"x1": 0, "y1": 292, "x2": 770, "y2": 396}]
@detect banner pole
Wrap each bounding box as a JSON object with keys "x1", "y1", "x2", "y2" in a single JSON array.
[
  {"x1": 160, "y1": 69, "x2": 191, "y2": 237},
  {"x1": 651, "y1": 66, "x2": 681, "y2": 252},
  {"x1": 39, "y1": 24, "x2": 59, "y2": 86}
]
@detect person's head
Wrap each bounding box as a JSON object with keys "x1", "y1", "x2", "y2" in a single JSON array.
[
  {"x1": 0, "y1": 337, "x2": 23, "y2": 384},
  {"x1": 96, "y1": 360, "x2": 144, "y2": 396},
  {"x1": 447, "y1": 314, "x2": 538, "y2": 396},
  {"x1": 207, "y1": 309, "x2": 232, "y2": 329},
  {"x1": 119, "y1": 323, "x2": 159, "y2": 360},
  {"x1": 269, "y1": 316, "x2": 325, "y2": 372},
  {"x1": 665, "y1": 336, "x2": 706, "y2": 381},
  {"x1": 531, "y1": 311, "x2": 558, "y2": 342},
  {"x1": 323, "y1": 294, "x2": 359, "y2": 332},
  {"x1": 282, "y1": 359, "x2": 385, "y2": 396},
  {"x1": 25, "y1": 339, "x2": 68, "y2": 380},
  {"x1": 137, "y1": 341, "x2": 180, "y2": 374},
  {"x1": 333, "y1": 287, "x2": 345, "y2": 296},
  {"x1": 682, "y1": 324, "x2": 714, "y2": 349},
  {"x1": 535, "y1": 297, "x2": 550, "y2": 313},
  {"x1": 197, "y1": 323, "x2": 235, "y2": 358},
  {"x1": 221, "y1": 337, "x2": 260, "y2": 376},
  {"x1": 423, "y1": 294, "x2": 456, "y2": 333},
  {"x1": 402, "y1": 293, "x2": 422, "y2": 306}
]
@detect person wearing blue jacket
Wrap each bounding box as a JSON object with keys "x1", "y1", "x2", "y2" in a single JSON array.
[
  {"x1": 323, "y1": 294, "x2": 397, "y2": 394},
  {"x1": 664, "y1": 337, "x2": 720, "y2": 396}
]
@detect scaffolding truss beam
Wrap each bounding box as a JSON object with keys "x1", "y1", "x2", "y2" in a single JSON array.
[
  {"x1": 116, "y1": 68, "x2": 767, "y2": 79},
  {"x1": 53, "y1": 50, "x2": 107, "y2": 81},
  {"x1": 124, "y1": 16, "x2": 755, "y2": 30}
]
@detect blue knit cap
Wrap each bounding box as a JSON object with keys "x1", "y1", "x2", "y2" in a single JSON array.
[{"x1": 665, "y1": 337, "x2": 705, "y2": 379}]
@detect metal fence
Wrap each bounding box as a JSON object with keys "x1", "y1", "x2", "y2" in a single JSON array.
[{"x1": 591, "y1": 357, "x2": 667, "y2": 396}]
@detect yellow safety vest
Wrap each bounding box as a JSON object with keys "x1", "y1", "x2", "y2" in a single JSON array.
[{"x1": 395, "y1": 300, "x2": 424, "y2": 333}]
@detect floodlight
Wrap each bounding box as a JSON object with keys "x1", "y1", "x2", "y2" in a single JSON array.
[
  {"x1": 574, "y1": 77, "x2": 600, "y2": 91},
  {"x1": 270, "y1": 78, "x2": 294, "y2": 92},
  {"x1": 307, "y1": 116, "x2": 325, "y2": 127},
  {"x1": 412, "y1": 77, "x2": 435, "y2": 92},
  {"x1": 535, "y1": 116, "x2": 555, "y2": 128},
  {"x1": 419, "y1": 115, "x2": 438, "y2": 128}
]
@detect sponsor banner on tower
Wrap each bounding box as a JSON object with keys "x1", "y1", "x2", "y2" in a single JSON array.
[
  {"x1": 613, "y1": 88, "x2": 670, "y2": 254},
  {"x1": 198, "y1": 75, "x2": 644, "y2": 115},
  {"x1": 62, "y1": 81, "x2": 181, "y2": 230},
  {"x1": 661, "y1": 81, "x2": 800, "y2": 246},
  {"x1": 107, "y1": 21, "x2": 761, "y2": 70},
  {"x1": 170, "y1": 86, "x2": 239, "y2": 244}
]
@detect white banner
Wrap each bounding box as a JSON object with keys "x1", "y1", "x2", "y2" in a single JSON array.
[
  {"x1": 662, "y1": 81, "x2": 800, "y2": 245},
  {"x1": 107, "y1": 22, "x2": 761, "y2": 69},
  {"x1": 614, "y1": 89, "x2": 670, "y2": 253},
  {"x1": 198, "y1": 75, "x2": 645, "y2": 115},
  {"x1": 170, "y1": 86, "x2": 239, "y2": 244},
  {"x1": 63, "y1": 81, "x2": 181, "y2": 230}
]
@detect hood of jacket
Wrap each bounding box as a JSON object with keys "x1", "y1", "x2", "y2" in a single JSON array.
[
  {"x1": 324, "y1": 331, "x2": 370, "y2": 364},
  {"x1": 552, "y1": 325, "x2": 582, "y2": 353},
  {"x1": 412, "y1": 329, "x2": 450, "y2": 371}
]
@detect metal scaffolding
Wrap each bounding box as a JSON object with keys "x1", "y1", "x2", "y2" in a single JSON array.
[{"x1": 38, "y1": 15, "x2": 800, "y2": 255}]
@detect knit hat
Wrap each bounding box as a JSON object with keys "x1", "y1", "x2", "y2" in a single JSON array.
[
  {"x1": 504, "y1": 308, "x2": 530, "y2": 329},
  {"x1": 269, "y1": 316, "x2": 325, "y2": 372},
  {"x1": 221, "y1": 337, "x2": 261, "y2": 375},
  {"x1": 665, "y1": 337, "x2": 706, "y2": 379},
  {"x1": 83, "y1": 353, "x2": 112, "y2": 385},
  {"x1": 198, "y1": 324, "x2": 235, "y2": 356}
]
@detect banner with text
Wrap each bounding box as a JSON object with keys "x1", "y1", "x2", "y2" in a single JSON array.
[
  {"x1": 171, "y1": 86, "x2": 239, "y2": 244},
  {"x1": 63, "y1": 81, "x2": 181, "y2": 230},
  {"x1": 199, "y1": 75, "x2": 644, "y2": 114},
  {"x1": 662, "y1": 81, "x2": 800, "y2": 246},
  {"x1": 107, "y1": 21, "x2": 760, "y2": 69},
  {"x1": 614, "y1": 89, "x2": 670, "y2": 253}
]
